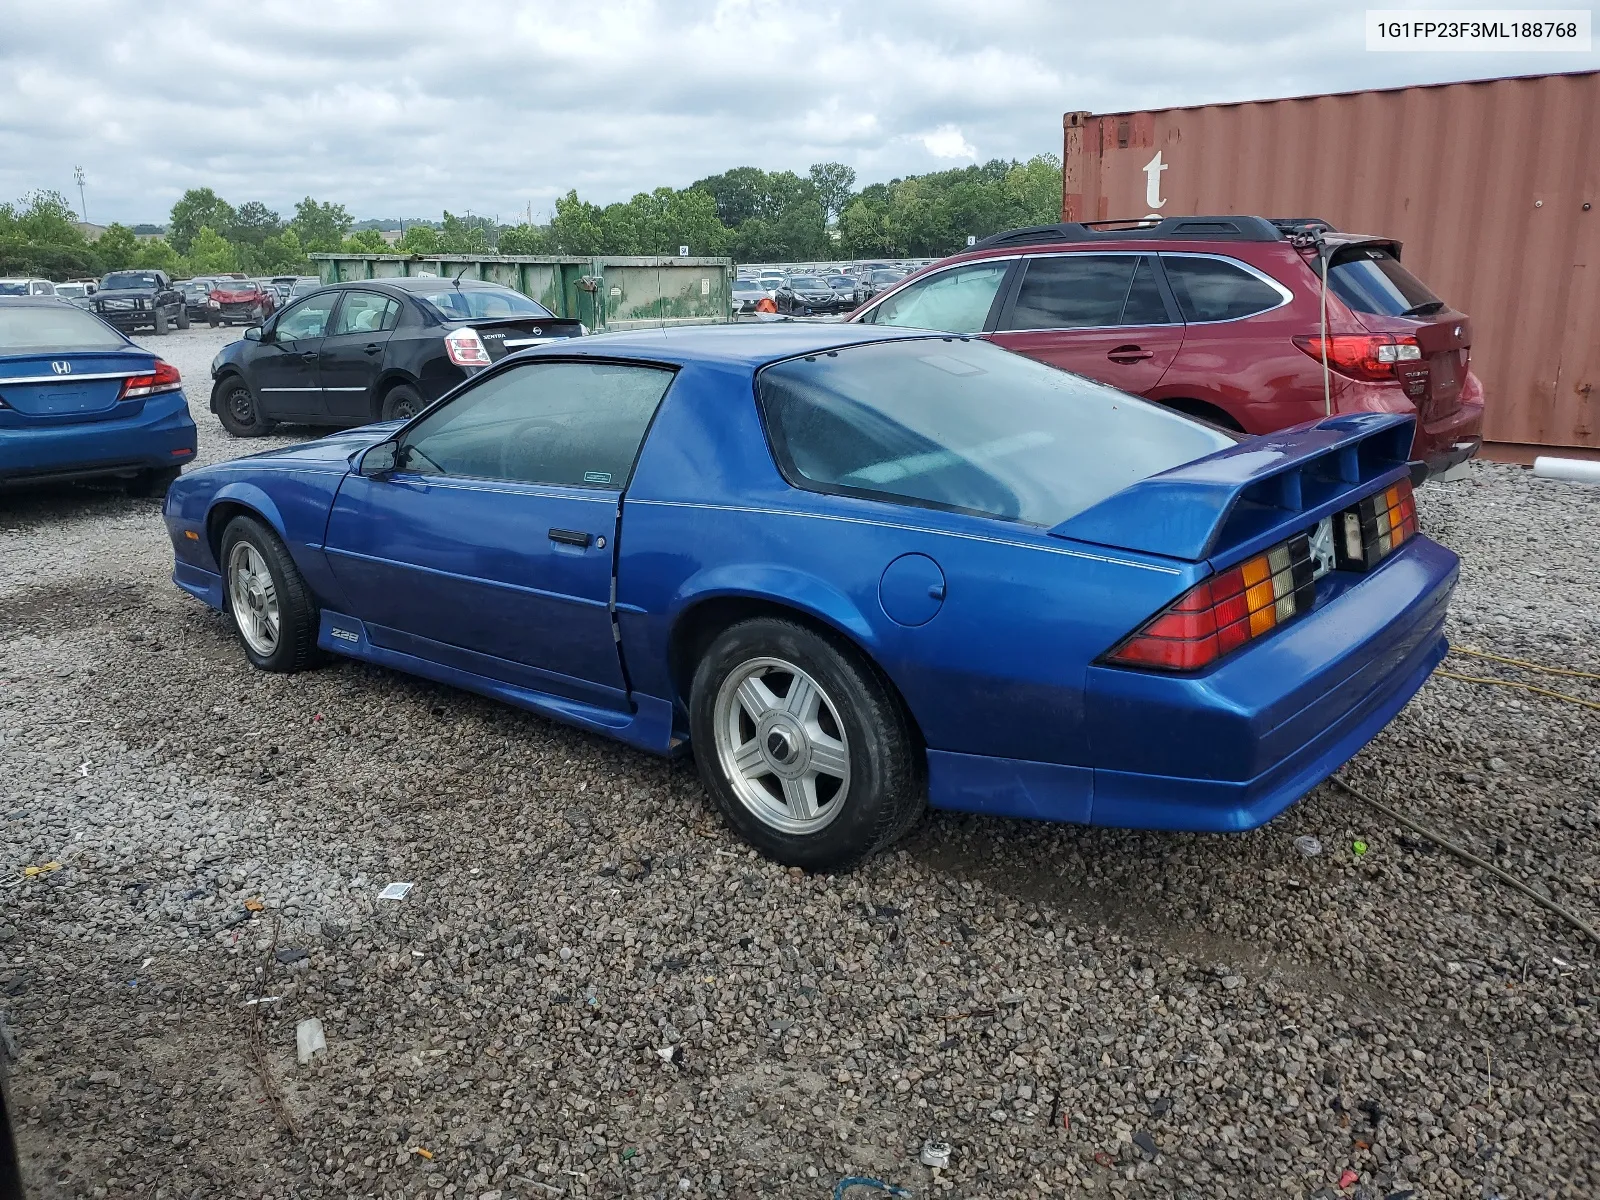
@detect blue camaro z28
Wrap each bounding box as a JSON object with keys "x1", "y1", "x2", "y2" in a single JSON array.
[{"x1": 163, "y1": 324, "x2": 1457, "y2": 869}]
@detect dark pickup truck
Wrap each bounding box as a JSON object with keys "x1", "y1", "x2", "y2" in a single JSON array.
[{"x1": 89, "y1": 270, "x2": 189, "y2": 335}]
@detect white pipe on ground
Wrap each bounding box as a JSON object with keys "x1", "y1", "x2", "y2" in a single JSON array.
[{"x1": 1532, "y1": 456, "x2": 1600, "y2": 485}]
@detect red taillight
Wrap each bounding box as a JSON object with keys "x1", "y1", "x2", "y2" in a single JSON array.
[
  {"x1": 1106, "y1": 534, "x2": 1316, "y2": 672},
  {"x1": 119, "y1": 360, "x2": 182, "y2": 400},
  {"x1": 1293, "y1": 334, "x2": 1422, "y2": 382},
  {"x1": 444, "y1": 327, "x2": 491, "y2": 367}
]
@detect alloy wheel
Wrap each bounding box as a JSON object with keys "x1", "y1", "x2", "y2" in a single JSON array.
[
  {"x1": 713, "y1": 656, "x2": 851, "y2": 835},
  {"x1": 227, "y1": 541, "x2": 280, "y2": 656}
]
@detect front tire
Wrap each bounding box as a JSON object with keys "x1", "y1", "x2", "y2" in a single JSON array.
[
  {"x1": 153, "y1": 309, "x2": 169, "y2": 335},
  {"x1": 176, "y1": 306, "x2": 191, "y2": 330},
  {"x1": 220, "y1": 516, "x2": 320, "y2": 673},
  {"x1": 214, "y1": 375, "x2": 275, "y2": 437},
  {"x1": 380, "y1": 383, "x2": 424, "y2": 421},
  {"x1": 689, "y1": 617, "x2": 925, "y2": 871}
]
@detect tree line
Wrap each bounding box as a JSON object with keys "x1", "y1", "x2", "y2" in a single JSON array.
[{"x1": 0, "y1": 155, "x2": 1060, "y2": 279}]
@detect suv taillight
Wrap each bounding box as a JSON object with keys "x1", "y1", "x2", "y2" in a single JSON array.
[
  {"x1": 119, "y1": 360, "x2": 182, "y2": 400},
  {"x1": 1293, "y1": 334, "x2": 1422, "y2": 382},
  {"x1": 1105, "y1": 535, "x2": 1316, "y2": 672},
  {"x1": 444, "y1": 327, "x2": 491, "y2": 367}
]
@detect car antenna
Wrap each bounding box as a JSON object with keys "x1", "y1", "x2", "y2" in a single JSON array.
[{"x1": 452, "y1": 266, "x2": 468, "y2": 289}]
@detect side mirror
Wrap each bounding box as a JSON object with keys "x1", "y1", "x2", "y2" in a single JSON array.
[
  {"x1": 243, "y1": 325, "x2": 264, "y2": 342},
  {"x1": 359, "y1": 440, "x2": 399, "y2": 477}
]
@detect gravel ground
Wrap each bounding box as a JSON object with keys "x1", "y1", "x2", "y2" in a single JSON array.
[{"x1": 2, "y1": 331, "x2": 1597, "y2": 1199}]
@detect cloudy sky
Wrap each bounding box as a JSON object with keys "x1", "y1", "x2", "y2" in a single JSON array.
[{"x1": 2, "y1": 0, "x2": 1594, "y2": 225}]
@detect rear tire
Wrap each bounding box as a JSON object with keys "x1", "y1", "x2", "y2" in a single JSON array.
[
  {"x1": 153, "y1": 309, "x2": 169, "y2": 335},
  {"x1": 207, "y1": 314, "x2": 220, "y2": 328},
  {"x1": 125, "y1": 465, "x2": 182, "y2": 498},
  {"x1": 214, "y1": 375, "x2": 275, "y2": 437},
  {"x1": 380, "y1": 383, "x2": 424, "y2": 422},
  {"x1": 220, "y1": 516, "x2": 321, "y2": 673},
  {"x1": 689, "y1": 617, "x2": 925, "y2": 872}
]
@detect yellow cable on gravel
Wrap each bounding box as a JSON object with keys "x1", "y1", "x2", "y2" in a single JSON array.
[
  {"x1": 1332, "y1": 777, "x2": 1600, "y2": 946},
  {"x1": 1434, "y1": 669, "x2": 1600, "y2": 713},
  {"x1": 1452, "y1": 645, "x2": 1600, "y2": 682}
]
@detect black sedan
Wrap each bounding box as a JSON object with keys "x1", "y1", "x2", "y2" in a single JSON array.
[
  {"x1": 775, "y1": 275, "x2": 850, "y2": 316},
  {"x1": 208, "y1": 278, "x2": 584, "y2": 436}
]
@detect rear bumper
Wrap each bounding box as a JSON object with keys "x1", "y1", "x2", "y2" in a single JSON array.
[
  {"x1": 0, "y1": 393, "x2": 197, "y2": 486},
  {"x1": 1416, "y1": 400, "x2": 1484, "y2": 477},
  {"x1": 927, "y1": 536, "x2": 1458, "y2": 832}
]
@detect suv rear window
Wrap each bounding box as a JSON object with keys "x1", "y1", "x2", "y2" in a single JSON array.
[
  {"x1": 1328, "y1": 246, "x2": 1443, "y2": 317},
  {"x1": 758, "y1": 338, "x2": 1232, "y2": 526},
  {"x1": 1160, "y1": 255, "x2": 1286, "y2": 322},
  {"x1": 1006, "y1": 255, "x2": 1170, "y2": 330}
]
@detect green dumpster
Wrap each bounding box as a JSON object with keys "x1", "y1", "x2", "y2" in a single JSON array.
[{"x1": 310, "y1": 253, "x2": 733, "y2": 333}]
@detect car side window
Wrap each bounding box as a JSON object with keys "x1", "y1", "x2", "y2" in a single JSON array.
[
  {"x1": 858, "y1": 262, "x2": 1009, "y2": 334},
  {"x1": 1004, "y1": 255, "x2": 1172, "y2": 330},
  {"x1": 1160, "y1": 255, "x2": 1287, "y2": 322},
  {"x1": 330, "y1": 292, "x2": 400, "y2": 336},
  {"x1": 275, "y1": 295, "x2": 337, "y2": 341},
  {"x1": 397, "y1": 361, "x2": 675, "y2": 489}
]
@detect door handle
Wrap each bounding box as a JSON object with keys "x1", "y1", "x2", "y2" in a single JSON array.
[
  {"x1": 548, "y1": 528, "x2": 592, "y2": 547},
  {"x1": 363, "y1": 343, "x2": 382, "y2": 355},
  {"x1": 1107, "y1": 345, "x2": 1154, "y2": 362},
  {"x1": 300, "y1": 351, "x2": 318, "y2": 363}
]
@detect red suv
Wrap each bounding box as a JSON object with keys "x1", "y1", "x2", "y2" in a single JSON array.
[{"x1": 848, "y1": 215, "x2": 1482, "y2": 475}]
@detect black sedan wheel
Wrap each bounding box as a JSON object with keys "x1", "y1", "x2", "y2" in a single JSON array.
[
  {"x1": 220, "y1": 516, "x2": 321, "y2": 673},
  {"x1": 689, "y1": 617, "x2": 925, "y2": 871},
  {"x1": 381, "y1": 383, "x2": 424, "y2": 421},
  {"x1": 213, "y1": 375, "x2": 275, "y2": 437}
]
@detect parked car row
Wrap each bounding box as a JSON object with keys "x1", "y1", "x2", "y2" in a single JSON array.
[
  {"x1": 734, "y1": 264, "x2": 910, "y2": 318},
  {"x1": 4, "y1": 218, "x2": 1473, "y2": 871}
]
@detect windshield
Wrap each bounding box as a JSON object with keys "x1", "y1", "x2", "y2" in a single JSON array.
[
  {"x1": 101, "y1": 273, "x2": 160, "y2": 290},
  {"x1": 0, "y1": 282, "x2": 29, "y2": 296},
  {"x1": 827, "y1": 277, "x2": 854, "y2": 287},
  {"x1": 870, "y1": 270, "x2": 903, "y2": 284},
  {"x1": 758, "y1": 338, "x2": 1232, "y2": 526},
  {"x1": 789, "y1": 276, "x2": 826, "y2": 289},
  {"x1": 1328, "y1": 246, "x2": 1443, "y2": 317},
  {"x1": 0, "y1": 305, "x2": 127, "y2": 353},
  {"x1": 55, "y1": 283, "x2": 86, "y2": 298},
  {"x1": 418, "y1": 287, "x2": 553, "y2": 321},
  {"x1": 181, "y1": 282, "x2": 210, "y2": 294},
  {"x1": 214, "y1": 281, "x2": 258, "y2": 294},
  {"x1": 734, "y1": 280, "x2": 764, "y2": 293}
]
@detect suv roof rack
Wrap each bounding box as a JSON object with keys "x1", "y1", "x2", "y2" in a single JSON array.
[{"x1": 972, "y1": 214, "x2": 1337, "y2": 251}]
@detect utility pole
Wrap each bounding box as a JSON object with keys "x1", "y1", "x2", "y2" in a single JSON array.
[{"x1": 73, "y1": 166, "x2": 87, "y2": 222}]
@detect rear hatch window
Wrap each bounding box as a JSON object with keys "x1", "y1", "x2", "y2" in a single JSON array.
[
  {"x1": 1328, "y1": 246, "x2": 1443, "y2": 317},
  {"x1": 757, "y1": 338, "x2": 1233, "y2": 526}
]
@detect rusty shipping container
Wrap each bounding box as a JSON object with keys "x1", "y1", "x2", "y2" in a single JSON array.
[{"x1": 1063, "y1": 71, "x2": 1600, "y2": 455}]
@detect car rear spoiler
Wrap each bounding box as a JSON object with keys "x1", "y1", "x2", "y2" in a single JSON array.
[{"x1": 1049, "y1": 413, "x2": 1416, "y2": 565}]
